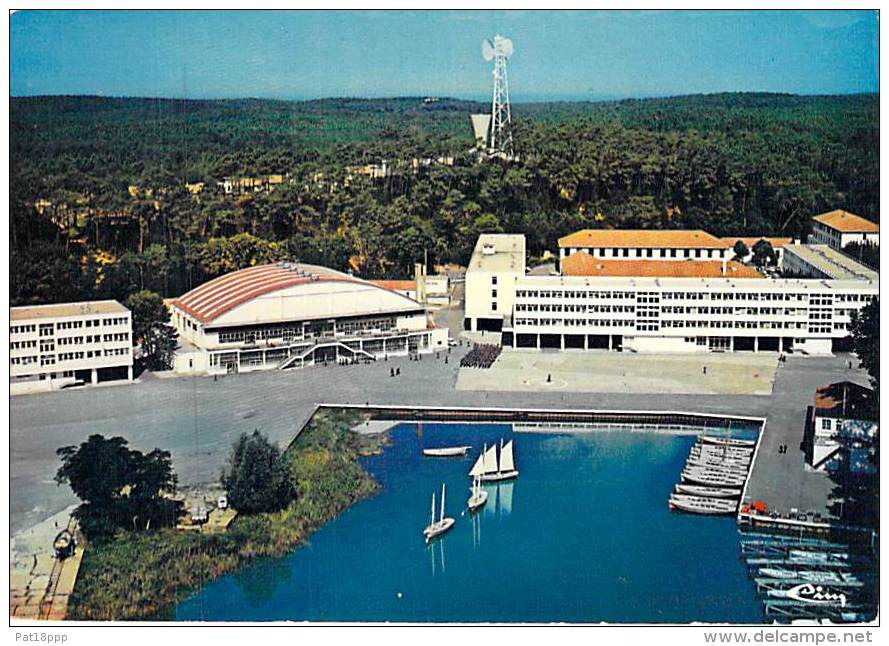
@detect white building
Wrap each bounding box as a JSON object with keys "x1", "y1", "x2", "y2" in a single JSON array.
[
  {"x1": 809, "y1": 210, "x2": 879, "y2": 250},
  {"x1": 465, "y1": 231, "x2": 878, "y2": 356},
  {"x1": 10, "y1": 300, "x2": 133, "y2": 395},
  {"x1": 464, "y1": 233, "x2": 526, "y2": 332},
  {"x1": 169, "y1": 262, "x2": 447, "y2": 375},
  {"x1": 558, "y1": 229, "x2": 732, "y2": 263}
]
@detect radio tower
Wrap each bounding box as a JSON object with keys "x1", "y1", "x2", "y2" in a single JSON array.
[{"x1": 482, "y1": 35, "x2": 515, "y2": 157}]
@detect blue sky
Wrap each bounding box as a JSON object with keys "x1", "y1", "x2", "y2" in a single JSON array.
[{"x1": 10, "y1": 10, "x2": 879, "y2": 101}]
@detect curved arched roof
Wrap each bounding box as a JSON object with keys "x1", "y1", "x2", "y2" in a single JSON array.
[{"x1": 172, "y1": 263, "x2": 392, "y2": 325}]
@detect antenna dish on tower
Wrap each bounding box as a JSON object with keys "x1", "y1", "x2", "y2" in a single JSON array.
[{"x1": 482, "y1": 39, "x2": 495, "y2": 61}]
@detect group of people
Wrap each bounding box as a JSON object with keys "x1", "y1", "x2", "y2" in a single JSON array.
[{"x1": 459, "y1": 343, "x2": 501, "y2": 369}]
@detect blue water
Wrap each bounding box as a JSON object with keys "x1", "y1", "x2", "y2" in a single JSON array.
[{"x1": 173, "y1": 424, "x2": 764, "y2": 623}]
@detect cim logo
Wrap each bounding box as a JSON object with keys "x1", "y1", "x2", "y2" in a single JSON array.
[{"x1": 785, "y1": 583, "x2": 847, "y2": 607}]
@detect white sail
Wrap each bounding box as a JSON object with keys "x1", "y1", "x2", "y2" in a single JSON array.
[
  {"x1": 440, "y1": 484, "x2": 446, "y2": 522},
  {"x1": 482, "y1": 444, "x2": 499, "y2": 474},
  {"x1": 430, "y1": 492, "x2": 436, "y2": 525},
  {"x1": 469, "y1": 448, "x2": 486, "y2": 477},
  {"x1": 499, "y1": 440, "x2": 515, "y2": 473}
]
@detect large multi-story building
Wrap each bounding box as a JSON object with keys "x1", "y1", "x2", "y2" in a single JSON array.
[
  {"x1": 465, "y1": 228, "x2": 878, "y2": 356},
  {"x1": 169, "y1": 262, "x2": 448, "y2": 374},
  {"x1": 809, "y1": 209, "x2": 879, "y2": 250},
  {"x1": 10, "y1": 300, "x2": 133, "y2": 395}
]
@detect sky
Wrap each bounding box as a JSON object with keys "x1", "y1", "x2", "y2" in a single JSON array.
[{"x1": 10, "y1": 9, "x2": 880, "y2": 101}]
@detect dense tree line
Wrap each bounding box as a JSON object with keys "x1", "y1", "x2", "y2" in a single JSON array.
[{"x1": 10, "y1": 93, "x2": 879, "y2": 307}]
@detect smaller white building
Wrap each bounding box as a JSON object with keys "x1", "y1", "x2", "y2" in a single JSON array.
[
  {"x1": 10, "y1": 300, "x2": 133, "y2": 395},
  {"x1": 808, "y1": 381, "x2": 878, "y2": 472},
  {"x1": 809, "y1": 210, "x2": 879, "y2": 250},
  {"x1": 464, "y1": 234, "x2": 526, "y2": 332}
]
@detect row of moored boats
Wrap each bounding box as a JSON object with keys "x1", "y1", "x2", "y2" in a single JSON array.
[
  {"x1": 668, "y1": 435, "x2": 756, "y2": 516},
  {"x1": 423, "y1": 439, "x2": 518, "y2": 542}
]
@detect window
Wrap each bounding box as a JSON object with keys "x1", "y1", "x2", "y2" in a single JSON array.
[
  {"x1": 821, "y1": 418, "x2": 832, "y2": 430},
  {"x1": 491, "y1": 276, "x2": 498, "y2": 285}
]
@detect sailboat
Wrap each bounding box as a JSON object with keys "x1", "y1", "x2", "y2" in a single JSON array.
[
  {"x1": 467, "y1": 476, "x2": 488, "y2": 512},
  {"x1": 423, "y1": 483, "x2": 455, "y2": 542},
  {"x1": 469, "y1": 439, "x2": 519, "y2": 482}
]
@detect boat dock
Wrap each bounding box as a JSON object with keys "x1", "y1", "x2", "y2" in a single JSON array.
[{"x1": 738, "y1": 530, "x2": 878, "y2": 623}]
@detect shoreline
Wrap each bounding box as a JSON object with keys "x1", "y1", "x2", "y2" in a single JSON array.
[{"x1": 66, "y1": 409, "x2": 383, "y2": 621}]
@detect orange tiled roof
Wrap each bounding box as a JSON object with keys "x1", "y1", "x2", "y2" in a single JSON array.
[
  {"x1": 370, "y1": 280, "x2": 416, "y2": 291},
  {"x1": 558, "y1": 229, "x2": 732, "y2": 249},
  {"x1": 813, "y1": 210, "x2": 879, "y2": 233},
  {"x1": 560, "y1": 252, "x2": 763, "y2": 279},
  {"x1": 720, "y1": 236, "x2": 793, "y2": 249}
]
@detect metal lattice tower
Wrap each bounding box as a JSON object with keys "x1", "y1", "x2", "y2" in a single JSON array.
[
  {"x1": 489, "y1": 40, "x2": 512, "y2": 154},
  {"x1": 481, "y1": 35, "x2": 515, "y2": 157}
]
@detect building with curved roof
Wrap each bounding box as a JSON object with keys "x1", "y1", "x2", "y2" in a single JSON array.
[{"x1": 169, "y1": 262, "x2": 447, "y2": 374}]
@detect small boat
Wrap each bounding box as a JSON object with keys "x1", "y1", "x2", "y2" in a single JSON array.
[
  {"x1": 681, "y1": 469, "x2": 747, "y2": 487},
  {"x1": 423, "y1": 483, "x2": 455, "y2": 542},
  {"x1": 668, "y1": 494, "x2": 738, "y2": 515},
  {"x1": 685, "y1": 458, "x2": 750, "y2": 473},
  {"x1": 691, "y1": 444, "x2": 753, "y2": 458},
  {"x1": 467, "y1": 476, "x2": 488, "y2": 512},
  {"x1": 700, "y1": 435, "x2": 756, "y2": 448},
  {"x1": 692, "y1": 442, "x2": 753, "y2": 455},
  {"x1": 469, "y1": 439, "x2": 518, "y2": 482},
  {"x1": 423, "y1": 446, "x2": 472, "y2": 457},
  {"x1": 675, "y1": 484, "x2": 741, "y2": 498}
]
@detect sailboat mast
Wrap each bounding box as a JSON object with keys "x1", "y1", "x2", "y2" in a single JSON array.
[
  {"x1": 431, "y1": 492, "x2": 435, "y2": 525},
  {"x1": 440, "y1": 484, "x2": 446, "y2": 522}
]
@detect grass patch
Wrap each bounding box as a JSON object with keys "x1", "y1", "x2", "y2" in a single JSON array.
[{"x1": 67, "y1": 408, "x2": 382, "y2": 621}]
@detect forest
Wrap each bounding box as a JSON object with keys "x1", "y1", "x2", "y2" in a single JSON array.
[{"x1": 9, "y1": 92, "x2": 879, "y2": 306}]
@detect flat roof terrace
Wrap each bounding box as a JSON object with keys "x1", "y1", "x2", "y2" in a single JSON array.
[
  {"x1": 783, "y1": 243, "x2": 878, "y2": 282},
  {"x1": 11, "y1": 300, "x2": 128, "y2": 322},
  {"x1": 468, "y1": 233, "x2": 526, "y2": 273}
]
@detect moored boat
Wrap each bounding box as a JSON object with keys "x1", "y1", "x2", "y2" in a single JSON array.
[
  {"x1": 668, "y1": 494, "x2": 738, "y2": 515},
  {"x1": 681, "y1": 468, "x2": 747, "y2": 487},
  {"x1": 469, "y1": 439, "x2": 519, "y2": 482},
  {"x1": 467, "y1": 476, "x2": 488, "y2": 512},
  {"x1": 675, "y1": 484, "x2": 742, "y2": 498},
  {"x1": 685, "y1": 458, "x2": 750, "y2": 473},
  {"x1": 423, "y1": 446, "x2": 472, "y2": 457},
  {"x1": 423, "y1": 483, "x2": 455, "y2": 542},
  {"x1": 700, "y1": 435, "x2": 756, "y2": 448}
]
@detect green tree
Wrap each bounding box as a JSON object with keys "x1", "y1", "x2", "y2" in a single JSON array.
[
  {"x1": 221, "y1": 431, "x2": 294, "y2": 514},
  {"x1": 55, "y1": 434, "x2": 179, "y2": 541},
  {"x1": 849, "y1": 297, "x2": 879, "y2": 404},
  {"x1": 751, "y1": 239, "x2": 777, "y2": 267},
  {"x1": 732, "y1": 240, "x2": 750, "y2": 261},
  {"x1": 125, "y1": 290, "x2": 178, "y2": 372}
]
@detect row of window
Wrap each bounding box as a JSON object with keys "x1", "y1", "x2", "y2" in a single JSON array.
[
  {"x1": 515, "y1": 290, "x2": 873, "y2": 303},
  {"x1": 566, "y1": 247, "x2": 727, "y2": 259},
  {"x1": 10, "y1": 340, "x2": 37, "y2": 350},
  {"x1": 513, "y1": 318, "x2": 826, "y2": 331}
]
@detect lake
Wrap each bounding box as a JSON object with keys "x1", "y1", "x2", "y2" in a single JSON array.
[{"x1": 172, "y1": 423, "x2": 763, "y2": 623}]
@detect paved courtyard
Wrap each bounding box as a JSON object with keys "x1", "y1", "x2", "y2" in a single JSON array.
[{"x1": 457, "y1": 350, "x2": 779, "y2": 395}]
